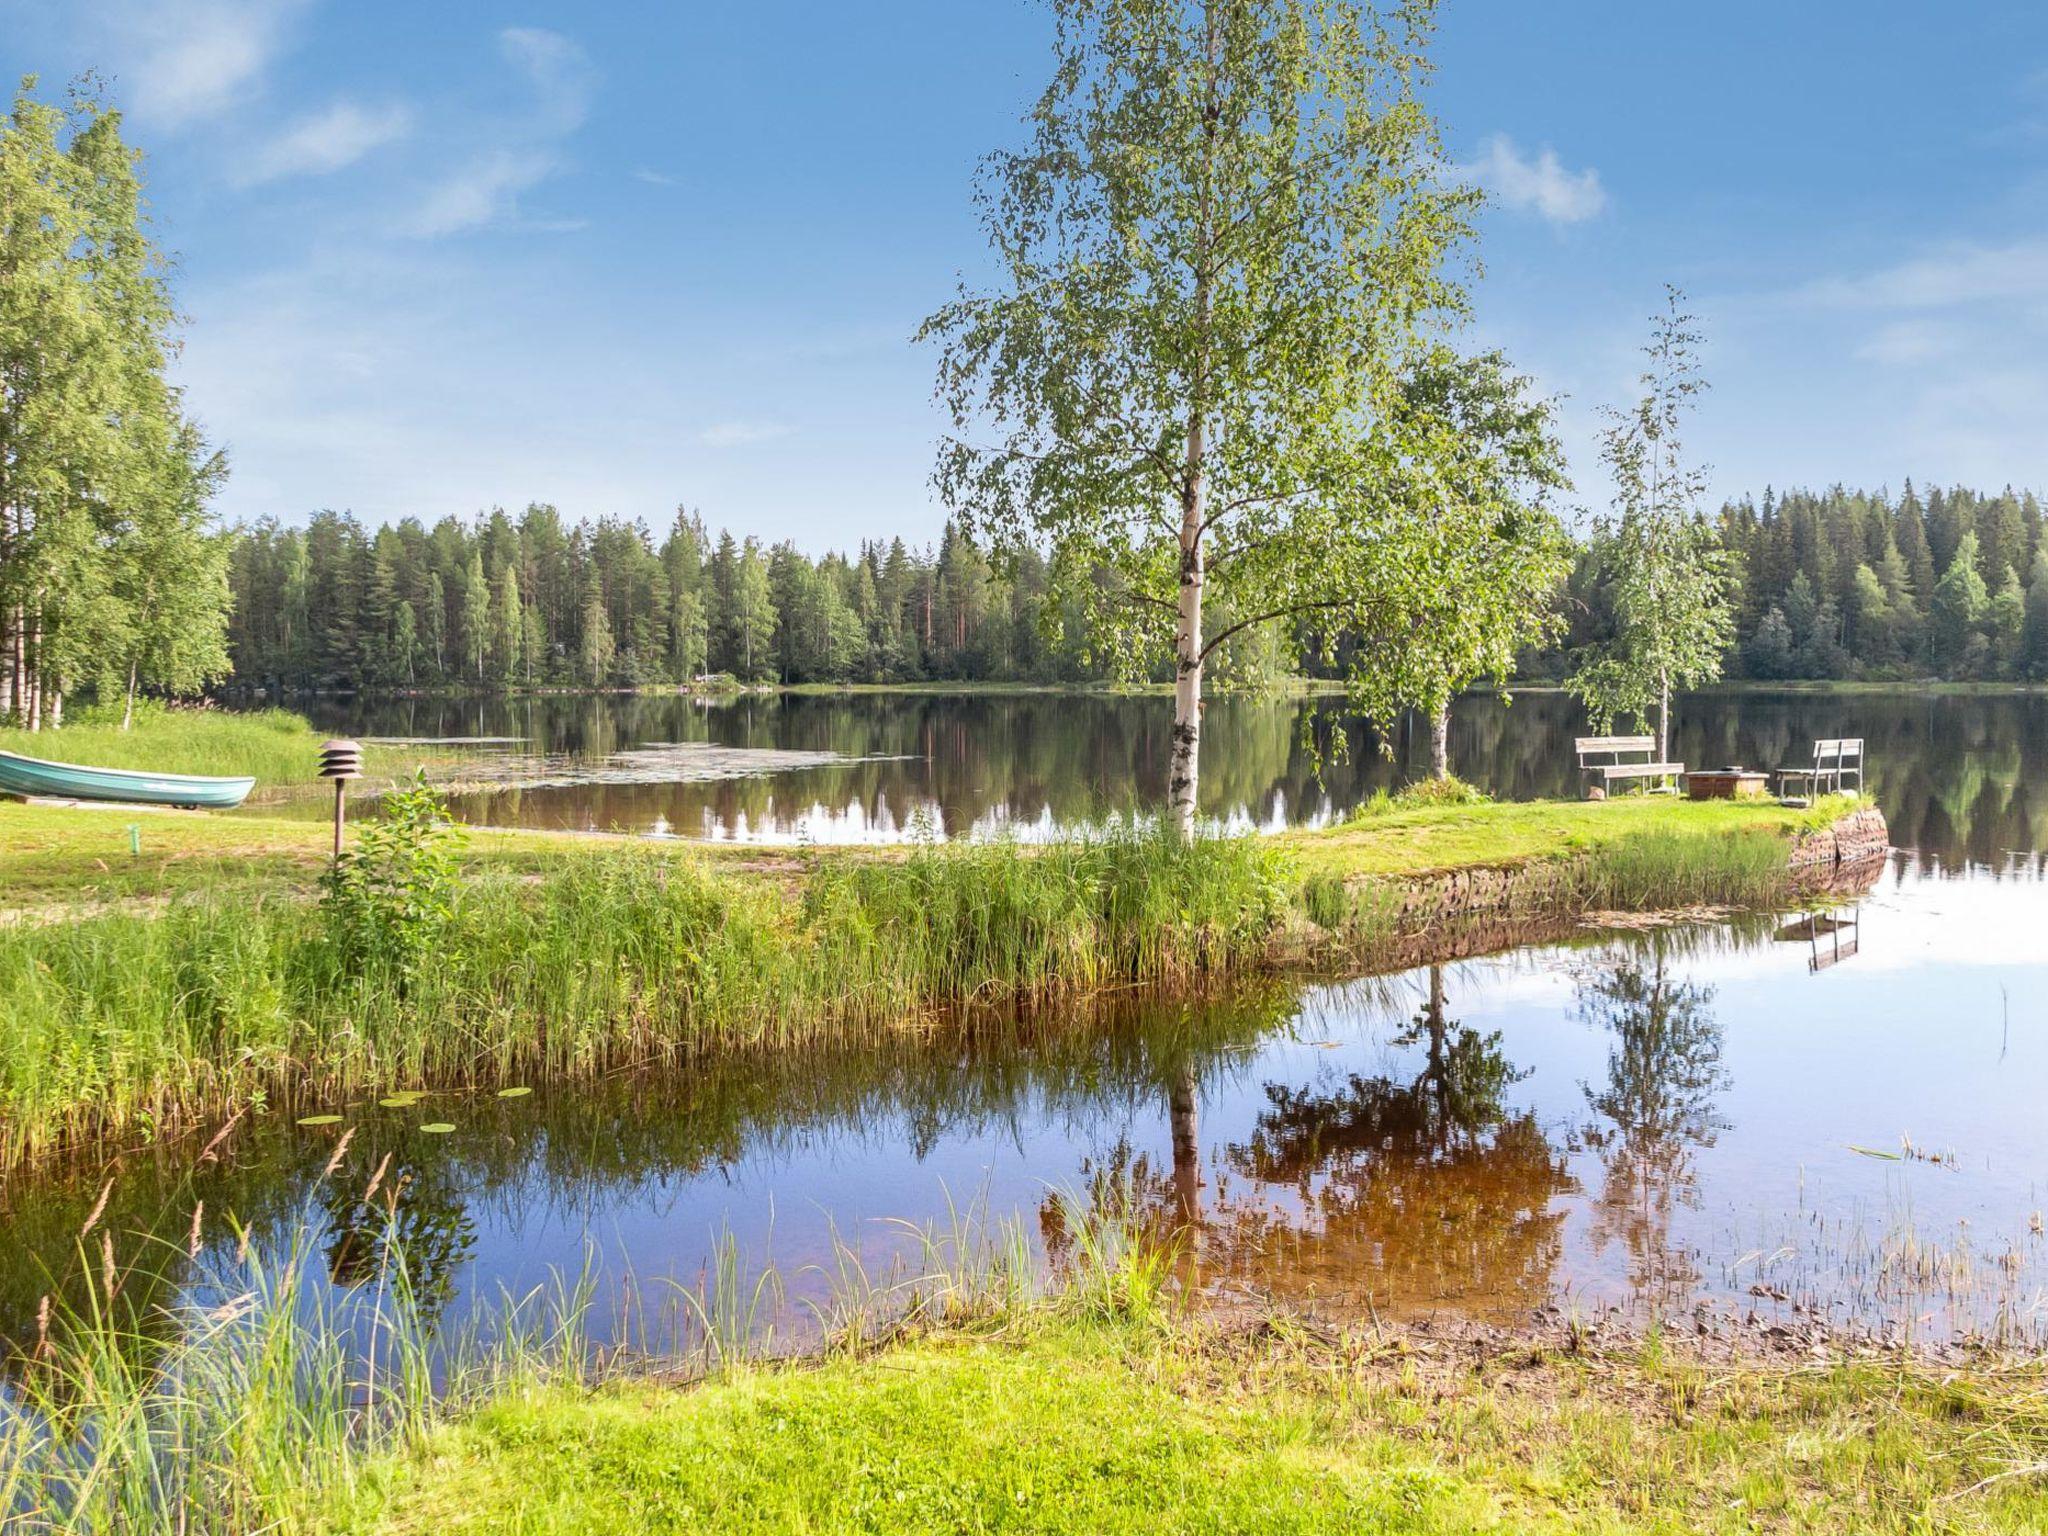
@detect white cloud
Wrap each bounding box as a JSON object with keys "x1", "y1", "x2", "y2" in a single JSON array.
[
  {"x1": 634, "y1": 168, "x2": 679, "y2": 187},
  {"x1": 237, "y1": 100, "x2": 412, "y2": 185},
  {"x1": 403, "y1": 28, "x2": 596, "y2": 239},
  {"x1": 698, "y1": 422, "x2": 793, "y2": 448},
  {"x1": 404, "y1": 150, "x2": 556, "y2": 238},
  {"x1": 498, "y1": 26, "x2": 597, "y2": 132},
  {"x1": 1801, "y1": 239, "x2": 2048, "y2": 309},
  {"x1": 111, "y1": 0, "x2": 306, "y2": 128},
  {"x1": 1463, "y1": 134, "x2": 1607, "y2": 226},
  {"x1": 1855, "y1": 318, "x2": 1966, "y2": 367}
]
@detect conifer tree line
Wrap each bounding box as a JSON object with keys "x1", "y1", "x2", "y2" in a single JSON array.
[
  {"x1": 1, "y1": 78, "x2": 230, "y2": 730},
  {"x1": 223, "y1": 508, "x2": 1133, "y2": 691},
  {"x1": 220, "y1": 478, "x2": 2048, "y2": 696},
  {"x1": 1534, "y1": 481, "x2": 2048, "y2": 684}
]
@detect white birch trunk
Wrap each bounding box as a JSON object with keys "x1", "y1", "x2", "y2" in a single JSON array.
[
  {"x1": 1169, "y1": 446, "x2": 1206, "y2": 840},
  {"x1": 1429, "y1": 703, "x2": 1451, "y2": 780}
]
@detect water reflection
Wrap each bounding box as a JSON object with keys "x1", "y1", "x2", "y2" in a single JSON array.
[
  {"x1": 301, "y1": 686, "x2": 2048, "y2": 870},
  {"x1": 6, "y1": 873, "x2": 2046, "y2": 1364},
  {"x1": 1199, "y1": 965, "x2": 1575, "y2": 1319},
  {"x1": 1576, "y1": 947, "x2": 1728, "y2": 1302}
]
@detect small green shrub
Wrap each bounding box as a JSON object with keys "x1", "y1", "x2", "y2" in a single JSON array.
[
  {"x1": 1392, "y1": 775, "x2": 1492, "y2": 809},
  {"x1": 320, "y1": 772, "x2": 467, "y2": 977}
]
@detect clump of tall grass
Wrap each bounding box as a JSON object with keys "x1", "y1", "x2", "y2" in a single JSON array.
[
  {"x1": 0, "y1": 1215, "x2": 594, "y2": 1533},
  {"x1": 1567, "y1": 825, "x2": 1791, "y2": 910},
  {"x1": 0, "y1": 702, "x2": 336, "y2": 785},
  {"x1": 803, "y1": 820, "x2": 1291, "y2": 1004},
  {"x1": 0, "y1": 1186, "x2": 1167, "y2": 1532},
  {"x1": 0, "y1": 823, "x2": 1295, "y2": 1167},
  {"x1": 1345, "y1": 775, "x2": 1494, "y2": 820}
]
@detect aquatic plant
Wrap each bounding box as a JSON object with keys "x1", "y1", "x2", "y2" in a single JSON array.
[{"x1": 0, "y1": 826, "x2": 1292, "y2": 1166}]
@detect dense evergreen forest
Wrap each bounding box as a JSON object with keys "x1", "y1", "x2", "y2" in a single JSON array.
[
  {"x1": 226, "y1": 480, "x2": 2048, "y2": 694},
  {"x1": 224, "y1": 506, "x2": 1293, "y2": 692},
  {"x1": 1545, "y1": 481, "x2": 2048, "y2": 685}
]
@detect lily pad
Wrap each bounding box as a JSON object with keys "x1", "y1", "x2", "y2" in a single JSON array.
[
  {"x1": 379, "y1": 1094, "x2": 424, "y2": 1108},
  {"x1": 418, "y1": 1123, "x2": 456, "y2": 1135},
  {"x1": 296, "y1": 1114, "x2": 344, "y2": 1127},
  {"x1": 495, "y1": 1086, "x2": 532, "y2": 1099}
]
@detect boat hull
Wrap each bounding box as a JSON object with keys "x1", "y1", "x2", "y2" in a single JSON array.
[{"x1": 0, "y1": 750, "x2": 255, "y2": 809}]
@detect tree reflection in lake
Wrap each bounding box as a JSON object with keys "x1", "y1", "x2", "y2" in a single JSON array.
[
  {"x1": 1575, "y1": 941, "x2": 1728, "y2": 1304},
  {"x1": 1048, "y1": 967, "x2": 1577, "y2": 1322}
]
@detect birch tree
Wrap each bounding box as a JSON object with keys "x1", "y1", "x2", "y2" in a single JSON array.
[
  {"x1": 1, "y1": 75, "x2": 228, "y2": 727},
  {"x1": 922, "y1": 0, "x2": 1474, "y2": 836},
  {"x1": 1342, "y1": 347, "x2": 1570, "y2": 779},
  {"x1": 1567, "y1": 289, "x2": 1734, "y2": 761}
]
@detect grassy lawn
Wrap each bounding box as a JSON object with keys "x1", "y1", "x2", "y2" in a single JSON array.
[
  {"x1": 1279, "y1": 793, "x2": 1848, "y2": 881},
  {"x1": 0, "y1": 702, "x2": 449, "y2": 787},
  {"x1": 0, "y1": 787, "x2": 1850, "y2": 910},
  {"x1": 351, "y1": 1318, "x2": 2048, "y2": 1535}
]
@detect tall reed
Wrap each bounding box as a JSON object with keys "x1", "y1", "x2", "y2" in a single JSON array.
[
  {"x1": 0, "y1": 826, "x2": 1291, "y2": 1166},
  {"x1": 0, "y1": 1185, "x2": 1164, "y2": 1533}
]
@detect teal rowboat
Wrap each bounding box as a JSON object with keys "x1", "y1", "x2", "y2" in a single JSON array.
[{"x1": 0, "y1": 750, "x2": 255, "y2": 809}]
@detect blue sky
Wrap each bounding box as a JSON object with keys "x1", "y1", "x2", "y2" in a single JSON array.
[{"x1": 5, "y1": 1, "x2": 2048, "y2": 545}]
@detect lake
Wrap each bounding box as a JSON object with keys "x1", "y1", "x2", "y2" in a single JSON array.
[
  {"x1": 300, "y1": 685, "x2": 2048, "y2": 870},
  {"x1": 6, "y1": 685, "x2": 2045, "y2": 1360}
]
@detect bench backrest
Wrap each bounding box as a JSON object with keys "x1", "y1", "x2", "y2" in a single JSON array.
[
  {"x1": 1576, "y1": 735, "x2": 1657, "y2": 764},
  {"x1": 1811, "y1": 737, "x2": 1863, "y2": 766}
]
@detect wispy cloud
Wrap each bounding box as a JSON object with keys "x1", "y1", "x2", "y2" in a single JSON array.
[
  {"x1": 1462, "y1": 134, "x2": 1607, "y2": 226},
  {"x1": 698, "y1": 421, "x2": 793, "y2": 448},
  {"x1": 405, "y1": 27, "x2": 596, "y2": 239},
  {"x1": 107, "y1": 0, "x2": 306, "y2": 128},
  {"x1": 1855, "y1": 318, "x2": 1967, "y2": 366},
  {"x1": 237, "y1": 99, "x2": 412, "y2": 185},
  {"x1": 498, "y1": 26, "x2": 598, "y2": 132},
  {"x1": 1801, "y1": 239, "x2": 2048, "y2": 309},
  {"x1": 404, "y1": 150, "x2": 556, "y2": 238},
  {"x1": 633, "y1": 168, "x2": 679, "y2": 187}
]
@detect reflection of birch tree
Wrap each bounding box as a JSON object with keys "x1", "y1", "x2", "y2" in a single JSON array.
[
  {"x1": 1576, "y1": 945, "x2": 1728, "y2": 1301},
  {"x1": 1200, "y1": 967, "x2": 1573, "y2": 1317}
]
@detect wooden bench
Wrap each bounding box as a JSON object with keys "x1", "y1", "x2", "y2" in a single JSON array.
[
  {"x1": 1775, "y1": 738, "x2": 1863, "y2": 803},
  {"x1": 1575, "y1": 736, "x2": 1684, "y2": 797}
]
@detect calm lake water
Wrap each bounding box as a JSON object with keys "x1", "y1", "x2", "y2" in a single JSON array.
[
  {"x1": 5, "y1": 687, "x2": 2046, "y2": 1358},
  {"x1": 301, "y1": 685, "x2": 2048, "y2": 870}
]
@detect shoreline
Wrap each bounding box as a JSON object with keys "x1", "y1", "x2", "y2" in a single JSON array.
[
  {"x1": 0, "y1": 792, "x2": 1882, "y2": 1172},
  {"x1": 302, "y1": 1278, "x2": 2048, "y2": 1532}
]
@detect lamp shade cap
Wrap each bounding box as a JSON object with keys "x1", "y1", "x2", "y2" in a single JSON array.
[{"x1": 318, "y1": 738, "x2": 364, "y2": 780}]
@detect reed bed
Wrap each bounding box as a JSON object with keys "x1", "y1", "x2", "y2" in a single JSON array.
[
  {"x1": 0, "y1": 800, "x2": 1834, "y2": 1169},
  {"x1": 0, "y1": 826, "x2": 1292, "y2": 1167}
]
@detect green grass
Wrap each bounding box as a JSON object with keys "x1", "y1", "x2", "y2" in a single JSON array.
[
  {"x1": 353, "y1": 1319, "x2": 2048, "y2": 1535},
  {"x1": 0, "y1": 825, "x2": 1293, "y2": 1166},
  {"x1": 9, "y1": 1190, "x2": 2042, "y2": 1536},
  {"x1": 1280, "y1": 790, "x2": 1850, "y2": 881},
  {"x1": 0, "y1": 700, "x2": 441, "y2": 788}
]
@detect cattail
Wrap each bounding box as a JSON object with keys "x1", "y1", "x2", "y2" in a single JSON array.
[
  {"x1": 187, "y1": 1201, "x2": 205, "y2": 1259},
  {"x1": 78, "y1": 1176, "x2": 114, "y2": 1240},
  {"x1": 33, "y1": 1295, "x2": 50, "y2": 1361},
  {"x1": 197, "y1": 1110, "x2": 243, "y2": 1166},
  {"x1": 362, "y1": 1152, "x2": 393, "y2": 1205},
  {"x1": 101, "y1": 1231, "x2": 118, "y2": 1303},
  {"x1": 320, "y1": 1126, "x2": 356, "y2": 1182}
]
